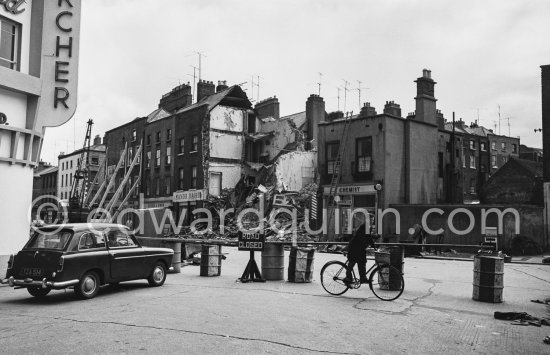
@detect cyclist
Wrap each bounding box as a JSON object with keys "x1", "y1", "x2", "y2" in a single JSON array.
[{"x1": 343, "y1": 221, "x2": 377, "y2": 284}]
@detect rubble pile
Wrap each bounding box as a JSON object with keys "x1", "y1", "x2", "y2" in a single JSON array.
[{"x1": 167, "y1": 181, "x2": 320, "y2": 243}]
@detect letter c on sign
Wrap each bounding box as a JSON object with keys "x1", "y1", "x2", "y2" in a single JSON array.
[
  {"x1": 0, "y1": 112, "x2": 7, "y2": 124},
  {"x1": 56, "y1": 11, "x2": 73, "y2": 32}
]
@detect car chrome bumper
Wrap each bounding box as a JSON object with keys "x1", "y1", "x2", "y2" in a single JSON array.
[{"x1": 0, "y1": 276, "x2": 79, "y2": 289}]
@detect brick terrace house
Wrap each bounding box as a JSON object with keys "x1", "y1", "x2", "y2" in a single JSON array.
[
  {"x1": 172, "y1": 81, "x2": 253, "y2": 222},
  {"x1": 440, "y1": 120, "x2": 520, "y2": 203},
  {"x1": 104, "y1": 80, "x2": 255, "y2": 230}
]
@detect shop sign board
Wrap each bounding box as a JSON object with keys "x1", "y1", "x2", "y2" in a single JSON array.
[
  {"x1": 37, "y1": 0, "x2": 82, "y2": 130},
  {"x1": 173, "y1": 189, "x2": 206, "y2": 203},
  {"x1": 323, "y1": 184, "x2": 378, "y2": 195}
]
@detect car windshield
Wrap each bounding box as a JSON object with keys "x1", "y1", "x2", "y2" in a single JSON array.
[{"x1": 27, "y1": 230, "x2": 72, "y2": 250}]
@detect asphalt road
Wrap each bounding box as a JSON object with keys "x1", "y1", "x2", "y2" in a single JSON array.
[{"x1": 0, "y1": 248, "x2": 549, "y2": 354}]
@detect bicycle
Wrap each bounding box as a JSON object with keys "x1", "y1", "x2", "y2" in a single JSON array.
[{"x1": 320, "y1": 252, "x2": 405, "y2": 301}]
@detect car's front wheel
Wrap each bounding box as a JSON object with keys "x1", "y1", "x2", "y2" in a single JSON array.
[
  {"x1": 148, "y1": 262, "x2": 167, "y2": 287},
  {"x1": 74, "y1": 271, "x2": 100, "y2": 299},
  {"x1": 27, "y1": 287, "x2": 51, "y2": 298}
]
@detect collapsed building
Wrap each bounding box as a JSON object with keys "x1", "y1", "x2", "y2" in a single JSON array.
[{"x1": 102, "y1": 81, "x2": 325, "y2": 237}]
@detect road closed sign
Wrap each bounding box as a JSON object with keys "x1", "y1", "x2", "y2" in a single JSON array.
[{"x1": 238, "y1": 232, "x2": 265, "y2": 251}]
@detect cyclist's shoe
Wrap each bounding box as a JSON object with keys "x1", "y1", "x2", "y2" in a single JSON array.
[
  {"x1": 360, "y1": 278, "x2": 369, "y2": 284},
  {"x1": 342, "y1": 277, "x2": 352, "y2": 285}
]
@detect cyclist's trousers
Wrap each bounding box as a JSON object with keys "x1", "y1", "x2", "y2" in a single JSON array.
[{"x1": 347, "y1": 260, "x2": 367, "y2": 281}]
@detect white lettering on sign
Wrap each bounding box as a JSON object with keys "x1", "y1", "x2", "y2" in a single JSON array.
[
  {"x1": 238, "y1": 232, "x2": 265, "y2": 251},
  {"x1": 0, "y1": 0, "x2": 26, "y2": 14},
  {"x1": 173, "y1": 189, "x2": 206, "y2": 203}
]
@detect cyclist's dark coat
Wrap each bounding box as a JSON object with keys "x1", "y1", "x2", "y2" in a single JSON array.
[{"x1": 348, "y1": 224, "x2": 376, "y2": 262}]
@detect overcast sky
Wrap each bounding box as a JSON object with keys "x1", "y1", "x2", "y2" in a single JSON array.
[{"x1": 41, "y1": 0, "x2": 550, "y2": 164}]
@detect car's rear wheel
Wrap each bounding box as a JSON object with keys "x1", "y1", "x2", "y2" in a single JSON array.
[
  {"x1": 27, "y1": 287, "x2": 51, "y2": 298},
  {"x1": 74, "y1": 271, "x2": 100, "y2": 299},
  {"x1": 148, "y1": 262, "x2": 167, "y2": 287}
]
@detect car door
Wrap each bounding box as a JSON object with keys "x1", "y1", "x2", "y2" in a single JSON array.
[
  {"x1": 69, "y1": 231, "x2": 110, "y2": 281},
  {"x1": 106, "y1": 230, "x2": 150, "y2": 280}
]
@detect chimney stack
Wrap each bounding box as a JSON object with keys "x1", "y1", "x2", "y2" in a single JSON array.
[
  {"x1": 358, "y1": 102, "x2": 377, "y2": 117},
  {"x1": 93, "y1": 135, "x2": 101, "y2": 146},
  {"x1": 414, "y1": 69, "x2": 437, "y2": 125},
  {"x1": 159, "y1": 83, "x2": 192, "y2": 112},
  {"x1": 541, "y1": 65, "x2": 550, "y2": 182},
  {"x1": 216, "y1": 80, "x2": 229, "y2": 92},
  {"x1": 383, "y1": 101, "x2": 401, "y2": 117},
  {"x1": 306, "y1": 94, "x2": 325, "y2": 151},
  {"x1": 254, "y1": 96, "x2": 280, "y2": 120},
  {"x1": 197, "y1": 80, "x2": 215, "y2": 102}
]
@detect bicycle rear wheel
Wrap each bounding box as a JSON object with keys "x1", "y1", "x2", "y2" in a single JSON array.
[
  {"x1": 320, "y1": 261, "x2": 350, "y2": 296},
  {"x1": 369, "y1": 264, "x2": 404, "y2": 301}
]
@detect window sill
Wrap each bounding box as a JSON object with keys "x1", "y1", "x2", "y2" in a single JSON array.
[{"x1": 190, "y1": 151, "x2": 198, "y2": 154}]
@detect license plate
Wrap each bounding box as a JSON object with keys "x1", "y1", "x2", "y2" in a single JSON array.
[{"x1": 21, "y1": 268, "x2": 43, "y2": 277}]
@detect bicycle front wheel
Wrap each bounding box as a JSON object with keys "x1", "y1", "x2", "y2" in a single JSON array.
[
  {"x1": 369, "y1": 264, "x2": 404, "y2": 301},
  {"x1": 320, "y1": 261, "x2": 350, "y2": 296}
]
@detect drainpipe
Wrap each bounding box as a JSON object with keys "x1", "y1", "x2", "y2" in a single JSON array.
[{"x1": 404, "y1": 120, "x2": 410, "y2": 204}]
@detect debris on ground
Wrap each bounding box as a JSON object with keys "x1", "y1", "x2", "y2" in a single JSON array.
[
  {"x1": 164, "y1": 181, "x2": 320, "y2": 243},
  {"x1": 494, "y1": 311, "x2": 550, "y2": 327}
]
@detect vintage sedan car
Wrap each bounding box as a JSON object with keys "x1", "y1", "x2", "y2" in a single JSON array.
[{"x1": 0, "y1": 223, "x2": 174, "y2": 299}]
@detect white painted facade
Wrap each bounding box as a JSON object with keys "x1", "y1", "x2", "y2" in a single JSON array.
[
  {"x1": 210, "y1": 105, "x2": 244, "y2": 132},
  {"x1": 208, "y1": 163, "x2": 242, "y2": 196},
  {"x1": 207, "y1": 105, "x2": 247, "y2": 197},
  {"x1": 57, "y1": 154, "x2": 79, "y2": 202},
  {"x1": 0, "y1": 1, "x2": 82, "y2": 253},
  {"x1": 273, "y1": 151, "x2": 316, "y2": 192},
  {"x1": 208, "y1": 132, "x2": 243, "y2": 160}
]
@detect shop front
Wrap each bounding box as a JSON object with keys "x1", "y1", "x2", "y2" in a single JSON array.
[
  {"x1": 173, "y1": 189, "x2": 207, "y2": 227},
  {"x1": 322, "y1": 183, "x2": 381, "y2": 241}
]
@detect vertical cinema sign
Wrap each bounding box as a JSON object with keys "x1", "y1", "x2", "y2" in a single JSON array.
[{"x1": 37, "y1": 0, "x2": 82, "y2": 130}]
